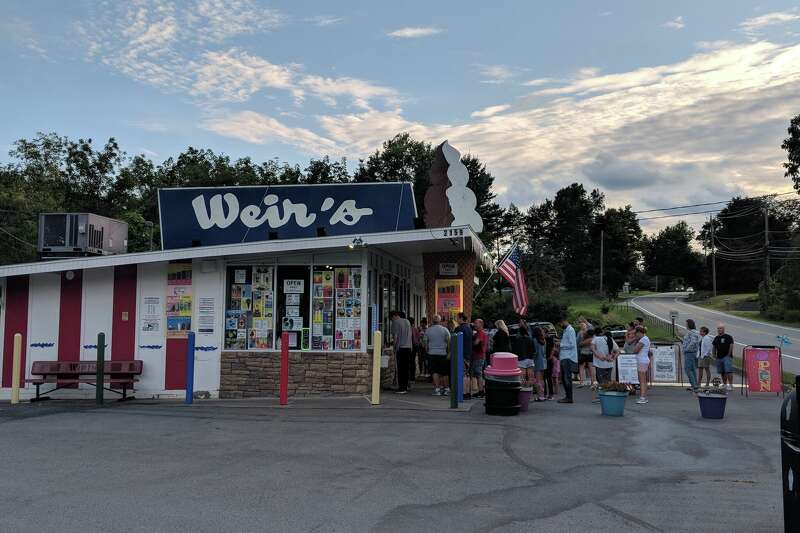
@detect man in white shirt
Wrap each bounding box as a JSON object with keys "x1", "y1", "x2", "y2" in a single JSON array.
[
  {"x1": 590, "y1": 328, "x2": 619, "y2": 403},
  {"x1": 632, "y1": 326, "x2": 651, "y2": 404},
  {"x1": 698, "y1": 326, "x2": 713, "y2": 387},
  {"x1": 557, "y1": 317, "x2": 578, "y2": 404}
]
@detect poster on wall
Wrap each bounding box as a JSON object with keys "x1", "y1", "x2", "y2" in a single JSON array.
[
  {"x1": 166, "y1": 262, "x2": 192, "y2": 338},
  {"x1": 312, "y1": 270, "x2": 335, "y2": 351},
  {"x1": 617, "y1": 354, "x2": 640, "y2": 384},
  {"x1": 744, "y1": 346, "x2": 782, "y2": 393},
  {"x1": 435, "y1": 279, "x2": 463, "y2": 320},
  {"x1": 197, "y1": 296, "x2": 216, "y2": 335},
  {"x1": 140, "y1": 296, "x2": 162, "y2": 332},
  {"x1": 652, "y1": 344, "x2": 678, "y2": 382}
]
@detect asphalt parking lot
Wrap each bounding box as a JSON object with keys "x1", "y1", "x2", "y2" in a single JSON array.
[{"x1": 0, "y1": 386, "x2": 787, "y2": 532}]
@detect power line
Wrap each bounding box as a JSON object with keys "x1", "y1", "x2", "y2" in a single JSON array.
[
  {"x1": 633, "y1": 190, "x2": 796, "y2": 214},
  {"x1": 0, "y1": 226, "x2": 37, "y2": 248}
]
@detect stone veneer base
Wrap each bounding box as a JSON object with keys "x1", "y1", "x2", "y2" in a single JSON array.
[{"x1": 220, "y1": 350, "x2": 391, "y2": 398}]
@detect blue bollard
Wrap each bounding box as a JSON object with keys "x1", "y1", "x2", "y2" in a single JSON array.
[
  {"x1": 457, "y1": 332, "x2": 464, "y2": 403},
  {"x1": 185, "y1": 332, "x2": 195, "y2": 405}
]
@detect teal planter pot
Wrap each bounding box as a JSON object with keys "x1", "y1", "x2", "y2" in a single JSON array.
[{"x1": 599, "y1": 391, "x2": 627, "y2": 417}]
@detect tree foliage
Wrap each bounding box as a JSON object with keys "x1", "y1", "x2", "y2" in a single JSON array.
[
  {"x1": 783, "y1": 112, "x2": 800, "y2": 191},
  {"x1": 642, "y1": 221, "x2": 705, "y2": 290}
]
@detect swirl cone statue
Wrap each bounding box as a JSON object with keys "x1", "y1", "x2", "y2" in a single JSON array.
[{"x1": 423, "y1": 140, "x2": 484, "y2": 233}]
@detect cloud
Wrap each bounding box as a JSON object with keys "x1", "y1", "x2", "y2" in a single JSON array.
[
  {"x1": 77, "y1": 3, "x2": 398, "y2": 111},
  {"x1": 471, "y1": 104, "x2": 511, "y2": 118},
  {"x1": 480, "y1": 65, "x2": 515, "y2": 84},
  {"x1": 306, "y1": 15, "x2": 344, "y2": 27},
  {"x1": 295, "y1": 40, "x2": 800, "y2": 230},
  {"x1": 201, "y1": 111, "x2": 340, "y2": 154},
  {"x1": 522, "y1": 77, "x2": 558, "y2": 87},
  {"x1": 128, "y1": 119, "x2": 170, "y2": 132},
  {"x1": 739, "y1": 10, "x2": 800, "y2": 37},
  {"x1": 695, "y1": 40, "x2": 735, "y2": 50},
  {"x1": 191, "y1": 49, "x2": 301, "y2": 103},
  {"x1": 387, "y1": 26, "x2": 443, "y2": 38},
  {"x1": 663, "y1": 16, "x2": 686, "y2": 30}
]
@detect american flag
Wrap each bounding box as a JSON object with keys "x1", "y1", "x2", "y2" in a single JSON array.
[{"x1": 497, "y1": 244, "x2": 529, "y2": 315}]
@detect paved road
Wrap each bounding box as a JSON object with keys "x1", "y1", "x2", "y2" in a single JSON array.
[
  {"x1": 0, "y1": 389, "x2": 785, "y2": 532},
  {"x1": 630, "y1": 292, "x2": 800, "y2": 375}
]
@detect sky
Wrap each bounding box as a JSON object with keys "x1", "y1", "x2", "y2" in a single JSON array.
[{"x1": 2, "y1": 0, "x2": 800, "y2": 233}]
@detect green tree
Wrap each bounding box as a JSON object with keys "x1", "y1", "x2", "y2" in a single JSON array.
[
  {"x1": 551, "y1": 183, "x2": 605, "y2": 290},
  {"x1": 643, "y1": 222, "x2": 704, "y2": 289},
  {"x1": 782, "y1": 112, "x2": 800, "y2": 191},
  {"x1": 592, "y1": 206, "x2": 642, "y2": 298}
]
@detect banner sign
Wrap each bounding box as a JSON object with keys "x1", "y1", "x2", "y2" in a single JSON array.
[
  {"x1": 744, "y1": 346, "x2": 782, "y2": 393},
  {"x1": 435, "y1": 279, "x2": 463, "y2": 319},
  {"x1": 617, "y1": 354, "x2": 639, "y2": 384},
  {"x1": 158, "y1": 183, "x2": 417, "y2": 250},
  {"x1": 652, "y1": 344, "x2": 678, "y2": 382},
  {"x1": 166, "y1": 262, "x2": 192, "y2": 339}
]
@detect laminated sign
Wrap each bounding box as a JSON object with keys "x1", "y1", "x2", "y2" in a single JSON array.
[{"x1": 744, "y1": 346, "x2": 782, "y2": 393}]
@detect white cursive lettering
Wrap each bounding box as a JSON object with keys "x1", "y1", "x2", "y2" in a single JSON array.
[
  {"x1": 192, "y1": 193, "x2": 239, "y2": 229},
  {"x1": 329, "y1": 200, "x2": 373, "y2": 226}
]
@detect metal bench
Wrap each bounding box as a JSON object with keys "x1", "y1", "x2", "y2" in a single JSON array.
[{"x1": 26, "y1": 360, "x2": 143, "y2": 402}]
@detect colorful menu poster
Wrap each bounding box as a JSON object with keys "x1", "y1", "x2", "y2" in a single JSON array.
[
  {"x1": 225, "y1": 265, "x2": 274, "y2": 350},
  {"x1": 312, "y1": 270, "x2": 335, "y2": 350},
  {"x1": 435, "y1": 279, "x2": 463, "y2": 319},
  {"x1": 334, "y1": 268, "x2": 362, "y2": 350},
  {"x1": 166, "y1": 262, "x2": 192, "y2": 338}
]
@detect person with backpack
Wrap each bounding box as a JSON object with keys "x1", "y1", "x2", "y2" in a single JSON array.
[
  {"x1": 590, "y1": 326, "x2": 619, "y2": 403},
  {"x1": 512, "y1": 320, "x2": 536, "y2": 388},
  {"x1": 682, "y1": 319, "x2": 701, "y2": 392}
]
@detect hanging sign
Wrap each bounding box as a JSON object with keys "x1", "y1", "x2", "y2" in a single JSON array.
[
  {"x1": 744, "y1": 346, "x2": 782, "y2": 393},
  {"x1": 652, "y1": 344, "x2": 678, "y2": 382},
  {"x1": 158, "y1": 183, "x2": 417, "y2": 250},
  {"x1": 439, "y1": 262, "x2": 459, "y2": 276},
  {"x1": 284, "y1": 279, "x2": 304, "y2": 294}
]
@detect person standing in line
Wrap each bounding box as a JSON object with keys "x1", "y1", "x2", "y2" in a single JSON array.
[
  {"x1": 698, "y1": 326, "x2": 713, "y2": 387},
  {"x1": 390, "y1": 310, "x2": 413, "y2": 394},
  {"x1": 417, "y1": 317, "x2": 429, "y2": 378},
  {"x1": 512, "y1": 320, "x2": 535, "y2": 387},
  {"x1": 557, "y1": 317, "x2": 578, "y2": 404},
  {"x1": 454, "y1": 312, "x2": 474, "y2": 399},
  {"x1": 623, "y1": 322, "x2": 637, "y2": 353},
  {"x1": 471, "y1": 318, "x2": 488, "y2": 398},
  {"x1": 409, "y1": 316, "x2": 419, "y2": 385},
  {"x1": 577, "y1": 318, "x2": 595, "y2": 387},
  {"x1": 590, "y1": 327, "x2": 618, "y2": 403},
  {"x1": 532, "y1": 326, "x2": 548, "y2": 402},
  {"x1": 681, "y1": 319, "x2": 701, "y2": 392},
  {"x1": 632, "y1": 325, "x2": 651, "y2": 404},
  {"x1": 712, "y1": 324, "x2": 735, "y2": 391},
  {"x1": 546, "y1": 335, "x2": 560, "y2": 400},
  {"x1": 424, "y1": 314, "x2": 451, "y2": 396},
  {"x1": 492, "y1": 320, "x2": 511, "y2": 353}
]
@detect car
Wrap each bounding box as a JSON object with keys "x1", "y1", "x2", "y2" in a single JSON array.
[
  {"x1": 509, "y1": 321, "x2": 557, "y2": 338},
  {"x1": 603, "y1": 324, "x2": 628, "y2": 348}
]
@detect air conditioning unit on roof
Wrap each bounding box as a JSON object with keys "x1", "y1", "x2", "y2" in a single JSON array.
[{"x1": 37, "y1": 213, "x2": 128, "y2": 259}]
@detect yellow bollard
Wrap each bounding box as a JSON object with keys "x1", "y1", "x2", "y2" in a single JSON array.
[
  {"x1": 11, "y1": 333, "x2": 22, "y2": 404},
  {"x1": 371, "y1": 331, "x2": 382, "y2": 405}
]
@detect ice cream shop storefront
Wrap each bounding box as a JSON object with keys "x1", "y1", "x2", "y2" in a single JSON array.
[{"x1": 0, "y1": 143, "x2": 488, "y2": 400}]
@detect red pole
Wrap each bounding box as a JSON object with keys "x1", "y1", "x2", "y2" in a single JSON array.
[{"x1": 280, "y1": 331, "x2": 289, "y2": 405}]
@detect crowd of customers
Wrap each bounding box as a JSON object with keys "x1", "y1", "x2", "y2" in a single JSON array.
[{"x1": 390, "y1": 310, "x2": 737, "y2": 402}]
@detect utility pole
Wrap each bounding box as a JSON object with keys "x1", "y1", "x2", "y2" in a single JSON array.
[
  {"x1": 764, "y1": 205, "x2": 770, "y2": 283},
  {"x1": 599, "y1": 229, "x2": 604, "y2": 296},
  {"x1": 710, "y1": 215, "x2": 717, "y2": 297}
]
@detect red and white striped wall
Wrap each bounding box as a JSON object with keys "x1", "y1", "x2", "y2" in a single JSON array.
[{"x1": 0, "y1": 260, "x2": 224, "y2": 400}]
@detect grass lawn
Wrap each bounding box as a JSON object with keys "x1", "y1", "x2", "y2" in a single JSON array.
[
  {"x1": 692, "y1": 292, "x2": 800, "y2": 328},
  {"x1": 559, "y1": 292, "x2": 676, "y2": 343}
]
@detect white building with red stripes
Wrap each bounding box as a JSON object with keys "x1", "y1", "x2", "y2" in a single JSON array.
[{"x1": 0, "y1": 181, "x2": 487, "y2": 400}]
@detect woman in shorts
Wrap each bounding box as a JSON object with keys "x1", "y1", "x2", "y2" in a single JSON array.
[
  {"x1": 632, "y1": 326, "x2": 651, "y2": 404},
  {"x1": 532, "y1": 326, "x2": 548, "y2": 401},
  {"x1": 512, "y1": 320, "x2": 535, "y2": 386}
]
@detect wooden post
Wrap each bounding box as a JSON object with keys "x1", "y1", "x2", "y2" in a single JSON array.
[{"x1": 371, "y1": 331, "x2": 382, "y2": 405}]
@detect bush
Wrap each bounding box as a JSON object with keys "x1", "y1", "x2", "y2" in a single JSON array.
[
  {"x1": 600, "y1": 304, "x2": 611, "y2": 315},
  {"x1": 784, "y1": 309, "x2": 800, "y2": 323},
  {"x1": 527, "y1": 298, "x2": 569, "y2": 324}
]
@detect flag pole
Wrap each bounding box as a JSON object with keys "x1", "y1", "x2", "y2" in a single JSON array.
[{"x1": 473, "y1": 243, "x2": 516, "y2": 302}]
